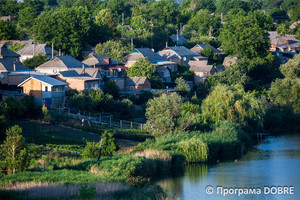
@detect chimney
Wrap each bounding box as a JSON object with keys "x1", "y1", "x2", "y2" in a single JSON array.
[
  {"x1": 284, "y1": 39, "x2": 291, "y2": 44},
  {"x1": 13, "y1": 61, "x2": 16, "y2": 72},
  {"x1": 59, "y1": 49, "x2": 61, "y2": 56},
  {"x1": 44, "y1": 73, "x2": 46, "y2": 77},
  {"x1": 166, "y1": 41, "x2": 168, "y2": 48},
  {"x1": 93, "y1": 64, "x2": 95, "y2": 69},
  {"x1": 82, "y1": 64, "x2": 85, "y2": 76}
]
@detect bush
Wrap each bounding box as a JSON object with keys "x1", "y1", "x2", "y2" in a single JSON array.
[
  {"x1": 101, "y1": 130, "x2": 116, "y2": 156},
  {"x1": 82, "y1": 142, "x2": 99, "y2": 159},
  {"x1": 177, "y1": 138, "x2": 208, "y2": 163}
]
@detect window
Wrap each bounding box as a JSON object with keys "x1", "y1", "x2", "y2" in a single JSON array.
[
  {"x1": 45, "y1": 86, "x2": 48, "y2": 92},
  {"x1": 130, "y1": 86, "x2": 134, "y2": 91},
  {"x1": 104, "y1": 71, "x2": 111, "y2": 77},
  {"x1": 114, "y1": 70, "x2": 118, "y2": 77}
]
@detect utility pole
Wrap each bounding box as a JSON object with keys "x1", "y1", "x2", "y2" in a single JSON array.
[
  {"x1": 131, "y1": 38, "x2": 133, "y2": 51},
  {"x1": 122, "y1": 13, "x2": 124, "y2": 26},
  {"x1": 150, "y1": 19, "x2": 153, "y2": 49},
  {"x1": 180, "y1": 23, "x2": 183, "y2": 35},
  {"x1": 52, "y1": 41, "x2": 54, "y2": 59}
]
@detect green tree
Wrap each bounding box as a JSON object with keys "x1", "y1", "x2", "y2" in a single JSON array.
[
  {"x1": 269, "y1": 54, "x2": 300, "y2": 113},
  {"x1": 0, "y1": 115, "x2": 7, "y2": 141},
  {"x1": 103, "y1": 80, "x2": 120, "y2": 99},
  {"x1": 126, "y1": 58, "x2": 156, "y2": 80},
  {"x1": 22, "y1": 54, "x2": 50, "y2": 69},
  {"x1": 0, "y1": 20, "x2": 19, "y2": 40},
  {"x1": 31, "y1": 6, "x2": 92, "y2": 58},
  {"x1": 201, "y1": 84, "x2": 264, "y2": 131},
  {"x1": 95, "y1": 40, "x2": 129, "y2": 62},
  {"x1": 219, "y1": 10, "x2": 271, "y2": 59},
  {"x1": 101, "y1": 130, "x2": 116, "y2": 156},
  {"x1": 17, "y1": 6, "x2": 38, "y2": 34},
  {"x1": 289, "y1": 5, "x2": 300, "y2": 21},
  {"x1": 175, "y1": 77, "x2": 191, "y2": 95},
  {"x1": 94, "y1": 9, "x2": 116, "y2": 41},
  {"x1": 8, "y1": 43, "x2": 25, "y2": 52},
  {"x1": 1, "y1": 125, "x2": 29, "y2": 174},
  {"x1": 88, "y1": 88, "x2": 113, "y2": 111},
  {"x1": 187, "y1": 9, "x2": 221, "y2": 36},
  {"x1": 145, "y1": 93, "x2": 200, "y2": 136}
]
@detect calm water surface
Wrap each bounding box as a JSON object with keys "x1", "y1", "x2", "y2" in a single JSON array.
[{"x1": 156, "y1": 133, "x2": 300, "y2": 200}]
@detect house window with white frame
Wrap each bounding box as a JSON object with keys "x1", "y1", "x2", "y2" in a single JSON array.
[{"x1": 130, "y1": 86, "x2": 134, "y2": 91}]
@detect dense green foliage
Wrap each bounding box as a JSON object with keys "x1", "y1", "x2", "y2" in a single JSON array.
[
  {"x1": 94, "y1": 40, "x2": 129, "y2": 62},
  {"x1": 22, "y1": 54, "x2": 50, "y2": 69}
]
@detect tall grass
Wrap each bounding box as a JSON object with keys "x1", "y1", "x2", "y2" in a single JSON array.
[{"x1": 177, "y1": 138, "x2": 208, "y2": 163}]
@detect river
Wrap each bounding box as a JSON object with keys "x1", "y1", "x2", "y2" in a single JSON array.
[{"x1": 156, "y1": 133, "x2": 300, "y2": 200}]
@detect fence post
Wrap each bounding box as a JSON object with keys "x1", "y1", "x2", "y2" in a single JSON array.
[
  {"x1": 140, "y1": 123, "x2": 143, "y2": 129},
  {"x1": 120, "y1": 120, "x2": 122, "y2": 129},
  {"x1": 78, "y1": 110, "x2": 81, "y2": 119},
  {"x1": 110, "y1": 116, "x2": 112, "y2": 127},
  {"x1": 68, "y1": 107, "x2": 70, "y2": 115},
  {"x1": 99, "y1": 115, "x2": 102, "y2": 123},
  {"x1": 58, "y1": 106, "x2": 60, "y2": 114},
  {"x1": 89, "y1": 112, "x2": 91, "y2": 120},
  {"x1": 131, "y1": 122, "x2": 132, "y2": 128}
]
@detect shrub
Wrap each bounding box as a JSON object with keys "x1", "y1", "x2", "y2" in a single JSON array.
[
  {"x1": 101, "y1": 130, "x2": 116, "y2": 156},
  {"x1": 177, "y1": 138, "x2": 208, "y2": 163},
  {"x1": 82, "y1": 142, "x2": 99, "y2": 159},
  {"x1": 79, "y1": 184, "x2": 96, "y2": 199}
]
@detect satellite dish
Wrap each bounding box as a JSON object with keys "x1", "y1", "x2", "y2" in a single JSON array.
[
  {"x1": 117, "y1": 68, "x2": 121, "y2": 72},
  {"x1": 0, "y1": 74, "x2": 4, "y2": 78},
  {"x1": 183, "y1": 57, "x2": 186, "y2": 61}
]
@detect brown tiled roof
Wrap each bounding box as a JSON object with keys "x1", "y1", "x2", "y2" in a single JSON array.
[
  {"x1": 188, "y1": 60, "x2": 208, "y2": 67},
  {"x1": 159, "y1": 46, "x2": 201, "y2": 59},
  {"x1": 189, "y1": 65, "x2": 214, "y2": 73},
  {"x1": 82, "y1": 54, "x2": 123, "y2": 66},
  {"x1": 222, "y1": 57, "x2": 238, "y2": 67},
  {"x1": 58, "y1": 68, "x2": 102, "y2": 80}
]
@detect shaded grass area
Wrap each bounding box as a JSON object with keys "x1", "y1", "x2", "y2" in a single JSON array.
[{"x1": 0, "y1": 183, "x2": 166, "y2": 200}]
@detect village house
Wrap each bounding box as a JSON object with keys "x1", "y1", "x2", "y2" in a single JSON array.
[
  {"x1": 35, "y1": 56, "x2": 90, "y2": 75},
  {"x1": 17, "y1": 44, "x2": 56, "y2": 62},
  {"x1": 125, "y1": 48, "x2": 176, "y2": 83},
  {"x1": 269, "y1": 31, "x2": 300, "y2": 54},
  {"x1": 0, "y1": 44, "x2": 32, "y2": 86},
  {"x1": 189, "y1": 65, "x2": 218, "y2": 84},
  {"x1": 18, "y1": 76, "x2": 67, "y2": 107},
  {"x1": 55, "y1": 68, "x2": 104, "y2": 91},
  {"x1": 158, "y1": 46, "x2": 207, "y2": 67},
  {"x1": 82, "y1": 54, "x2": 127, "y2": 89},
  {"x1": 81, "y1": 44, "x2": 95, "y2": 58},
  {"x1": 190, "y1": 44, "x2": 221, "y2": 55},
  {"x1": 125, "y1": 77, "x2": 151, "y2": 92}
]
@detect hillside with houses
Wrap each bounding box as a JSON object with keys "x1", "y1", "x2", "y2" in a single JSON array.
[{"x1": 0, "y1": 0, "x2": 299, "y2": 199}]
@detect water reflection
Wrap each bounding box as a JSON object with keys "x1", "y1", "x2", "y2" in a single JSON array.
[{"x1": 156, "y1": 134, "x2": 300, "y2": 200}]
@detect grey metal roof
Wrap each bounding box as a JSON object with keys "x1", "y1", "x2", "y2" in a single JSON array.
[
  {"x1": 36, "y1": 56, "x2": 89, "y2": 71},
  {"x1": 125, "y1": 77, "x2": 149, "y2": 86},
  {"x1": 159, "y1": 46, "x2": 200, "y2": 59},
  {"x1": 191, "y1": 44, "x2": 221, "y2": 54},
  {"x1": 58, "y1": 68, "x2": 103, "y2": 80},
  {"x1": 19, "y1": 76, "x2": 67, "y2": 86},
  {"x1": 0, "y1": 58, "x2": 30, "y2": 71},
  {"x1": 16, "y1": 44, "x2": 54, "y2": 56},
  {"x1": 126, "y1": 48, "x2": 167, "y2": 62},
  {"x1": 0, "y1": 44, "x2": 20, "y2": 58},
  {"x1": 170, "y1": 35, "x2": 188, "y2": 45}
]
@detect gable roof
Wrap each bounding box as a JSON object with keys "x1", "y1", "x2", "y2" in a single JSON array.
[
  {"x1": 0, "y1": 58, "x2": 30, "y2": 71},
  {"x1": 0, "y1": 44, "x2": 20, "y2": 58},
  {"x1": 19, "y1": 76, "x2": 67, "y2": 87},
  {"x1": 170, "y1": 35, "x2": 188, "y2": 45},
  {"x1": 126, "y1": 48, "x2": 167, "y2": 62},
  {"x1": 36, "y1": 56, "x2": 89, "y2": 71},
  {"x1": 268, "y1": 31, "x2": 300, "y2": 50},
  {"x1": 58, "y1": 68, "x2": 102, "y2": 80},
  {"x1": 16, "y1": 44, "x2": 54, "y2": 56},
  {"x1": 188, "y1": 60, "x2": 208, "y2": 67},
  {"x1": 82, "y1": 54, "x2": 123, "y2": 66},
  {"x1": 191, "y1": 44, "x2": 221, "y2": 54},
  {"x1": 125, "y1": 77, "x2": 149, "y2": 86},
  {"x1": 189, "y1": 65, "x2": 215, "y2": 73},
  {"x1": 159, "y1": 46, "x2": 201, "y2": 59}
]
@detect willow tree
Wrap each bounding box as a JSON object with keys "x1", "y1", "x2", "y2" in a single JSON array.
[{"x1": 201, "y1": 84, "x2": 264, "y2": 131}]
